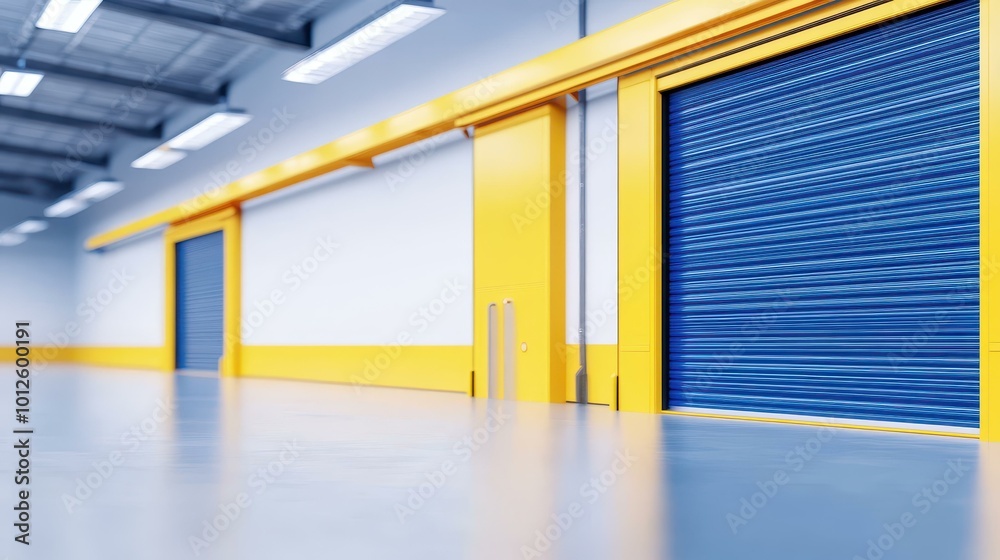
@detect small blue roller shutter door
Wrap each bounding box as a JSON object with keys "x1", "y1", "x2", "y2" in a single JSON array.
[
  {"x1": 176, "y1": 231, "x2": 225, "y2": 371},
  {"x1": 666, "y1": 0, "x2": 979, "y2": 428}
]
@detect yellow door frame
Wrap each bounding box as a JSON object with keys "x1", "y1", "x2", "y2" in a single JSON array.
[
  {"x1": 982, "y1": 0, "x2": 999, "y2": 441},
  {"x1": 618, "y1": 0, "x2": 993, "y2": 439},
  {"x1": 163, "y1": 206, "x2": 242, "y2": 376}
]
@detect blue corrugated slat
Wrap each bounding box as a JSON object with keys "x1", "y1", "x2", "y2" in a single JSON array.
[
  {"x1": 176, "y1": 231, "x2": 225, "y2": 371},
  {"x1": 666, "y1": 0, "x2": 979, "y2": 428}
]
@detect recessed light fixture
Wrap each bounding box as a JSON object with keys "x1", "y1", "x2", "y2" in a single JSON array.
[
  {"x1": 44, "y1": 197, "x2": 88, "y2": 218},
  {"x1": 283, "y1": 0, "x2": 445, "y2": 85},
  {"x1": 44, "y1": 180, "x2": 124, "y2": 218},
  {"x1": 76, "y1": 180, "x2": 123, "y2": 202},
  {"x1": 36, "y1": 0, "x2": 103, "y2": 33},
  {"x1": 1, "y1": 217, "x2": 51, "y2": 247},
  {"x1": 0, "y1": 71, "x2": 44, "y2": 97},
  {"x1": 10, "y1": 219, "x2": 48, "y2": 234},
  {"x1": 133, "y1": 110, "x2": 251, "y2": 170},
  {"x1": 0, "y1": 232, "x2": 27, "y2": 247},
  {"x1": 132, "y1": 147, "x2": 187, "y2": 170},
  {"x1": 166, "y1": 112, "x2": 253, "y2": 151}
]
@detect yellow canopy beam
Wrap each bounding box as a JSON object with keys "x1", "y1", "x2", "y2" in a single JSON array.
[{"x1": 87, "y1": 0, "x2": 830, "y2": 250}]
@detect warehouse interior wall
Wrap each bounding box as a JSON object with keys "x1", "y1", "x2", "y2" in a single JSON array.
[
  {"x1": 1, "y1": 0, "x2": 643, "y2": 393},
  {"x1": 73, "y1": 235, "x2": 162, "y2": 349},
  {"x1": 241, "y1": 135, "x2": 472, "y2": 348},
  {"x1": 0, "y1": 194, "x2": 74, "y2": 360},
  {"x1": 238, "y1": 134, "x2": 474, "y2": 391},
  {"x1": 66, "y1": 0, "x2": 579, "y2": 350},
  {"x1": 0, "y1": 0, "x2": 992, "y2": 440},
  {"x1": 588, "y1": 0, "x2": 679, "y2": 31}
]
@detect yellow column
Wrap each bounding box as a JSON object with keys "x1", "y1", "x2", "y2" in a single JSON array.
[
  {"x1": 983, "y1": 0, "x2": 999, "y2": 441},
  {"x1": 163, "y1": 232, "x2": 177, "y2": 373},
  {"x1": 617, "y1": 70, "x2": 663, "y2": 413},
  {"x1": 220, "y1": 209, "x2": 242, "y2": 377},
  {"x1": 472, "y1": 103, "x2": 567, "y2": 402}
]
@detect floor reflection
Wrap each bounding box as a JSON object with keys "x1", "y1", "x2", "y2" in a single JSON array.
[
  {"x1": 172, "y1": 372, "x2": 221, "y2": 470},
  {"x1": 3, "y1": 365, "x2": 988, "y2": 560},
  {"x1": 978, "y1": 443, "x2": 1000, "y2": 560}
]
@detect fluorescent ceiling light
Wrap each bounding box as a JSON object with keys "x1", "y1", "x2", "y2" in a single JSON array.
[
  {"x1": 44, "y1": 197, "x2": 88, "y2": 218},
  {"x1": 166, "y1": 112, "x2": 253, "y2": 151},
  {"x1": 0, "y1": 71, "x2": 44, "y2": 97},
  {"x1": 0, "y1": 232, "x2": 27, "y2": 247},
  {"x1": 10, "y1": 219, "x2": 48, "y2": 234},
  {"x1": 44, "y1": 180, "x2": 122, "y2": 218},
  {"x1": 132, "y1": 148, "x2": 187, "y2": 170},
  {"x1": 76, "y1": 180, "x2": 123, "y2": 202},
  {"x1": 283, "y1": 0, "x2": 445, "y2": 84},
  {"x1": 36, "y1": 0, "x2": 103, "y2": 33}
]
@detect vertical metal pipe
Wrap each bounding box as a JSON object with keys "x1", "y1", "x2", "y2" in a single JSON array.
[
  {"x1": 488, "y1": 303, "x2": 498, "y2": 399},
  {"x1": 574, "y1": 0, "x2": 590, "y2": 405}
]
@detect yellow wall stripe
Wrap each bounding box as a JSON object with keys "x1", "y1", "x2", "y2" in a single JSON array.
[
  {"x1": 2, "y1": 345, "x2": 472, "y2": 394},
  {"x1": 1, "y1": 346, "x2": 69, "y2": 365},
  {"x1": 240, "y1": 345, "x2": 472, "y2": 393},
  {"x1": 67, "y1": 347, "x2": 166, "y2": 370},
  {"x1": 0, "y1": 347, "x2": 163, "y2": 370}
]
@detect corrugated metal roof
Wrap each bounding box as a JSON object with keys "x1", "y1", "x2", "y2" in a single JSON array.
[{"x1": 0, "y1": 0, "x2": 351, "y2": 199}]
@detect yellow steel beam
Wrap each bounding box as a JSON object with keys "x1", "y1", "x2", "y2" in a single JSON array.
[{"x1": 87, "y1": 0, "x2": 837, "y2": 250}]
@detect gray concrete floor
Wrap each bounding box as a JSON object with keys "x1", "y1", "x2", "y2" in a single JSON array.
[{"x1": 1, "y1": 365, "x2": 996, "y2": 560}]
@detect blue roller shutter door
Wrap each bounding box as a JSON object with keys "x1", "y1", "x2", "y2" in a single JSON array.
[
  {"x1": 666, "y1": 0, "x2": 979, "y2": 428},
  {"x1": 176, "y1": 231, "x2": 225, "y2": 371}
]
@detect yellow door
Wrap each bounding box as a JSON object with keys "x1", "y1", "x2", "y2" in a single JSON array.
[{"x1": 473, "y1": 103, "x2": 566, "y2": 402}]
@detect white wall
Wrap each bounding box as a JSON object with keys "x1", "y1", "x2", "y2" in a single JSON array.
[
  {"x1": 72, "y1": 234, "x2": 162, "y2": 347},
  {"x1": 17, "y1": 0, "x2": 661, "y2": 350},
  {"x1": 0, "y1": 195, "x2": 74, "y2": 347},
  {"x1": 566, "y1": 81, "x2": 619, "y2": 346},
  {"x1": 242, "y1": 133, "x2": 472, "y2": 346},
  {"x1": 590, "y1": 0, "x2": 679, "y2": 33}
]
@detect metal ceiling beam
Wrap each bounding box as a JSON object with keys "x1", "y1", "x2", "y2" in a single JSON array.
[
  {"x1": 0, "y1": 106, "x2": 162, "y2": 139},
  {"x1": 0, "y1": 140, "x2": 107, "y2": 168},
  {"x1": 0, "y1": 185, "x2": 34, "y2": 199},
  {"x1": 0, "y1": 172, "x2": 72, "y2": 200},
  {"x1": 99, "y1": 0, "x2": 312, "y2": 50},
  {"x1": 0, "y1": 55, "x2": 223, "y2": 105},
  {"x1": 0, "y1": 171, "x2": 70, "y2": 186}
]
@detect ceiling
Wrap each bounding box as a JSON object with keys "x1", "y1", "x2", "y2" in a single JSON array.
[{"x1": 0, "y1": 0, "x2": 349, "y2": 200}]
